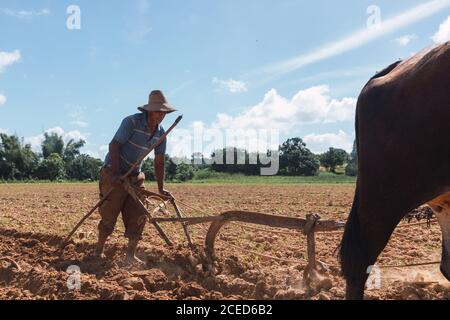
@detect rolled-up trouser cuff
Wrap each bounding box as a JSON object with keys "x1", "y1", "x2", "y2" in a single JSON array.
[{"x1": 124, "y1": 216, "x2": 146, "y2": 241}]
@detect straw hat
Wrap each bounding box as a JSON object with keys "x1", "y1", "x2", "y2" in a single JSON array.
[{"x1": 138, "y1": 90, "x2": 177, "y2": 114}]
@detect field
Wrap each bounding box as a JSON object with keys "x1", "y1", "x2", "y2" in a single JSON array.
[
  {"x1": 190, "y1": 172, "x2": 357, "y2": 184},
  {"x1": 0, "y1": 182, "x2": 449, "y2": 300}
]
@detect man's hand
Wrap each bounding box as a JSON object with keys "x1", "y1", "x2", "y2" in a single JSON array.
[{"x1": 159, "y1": 188, "x2": 173, "y2": 198}]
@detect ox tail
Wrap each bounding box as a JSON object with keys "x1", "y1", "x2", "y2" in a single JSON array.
[
  {"x1": 339, "y1": 188, "x2": 368, "y2": 281},
  {"x1": 339, "y1": 100, "x2": 368, "y2": 282}
]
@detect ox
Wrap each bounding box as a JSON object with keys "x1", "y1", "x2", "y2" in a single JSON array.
[{"x1": 340, "y1": 42, "x2": 450, "y2": 300}]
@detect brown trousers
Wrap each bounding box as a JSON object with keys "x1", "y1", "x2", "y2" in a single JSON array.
[{"x1": 98, "y1": 167, "x2": 147, "y2": 241}]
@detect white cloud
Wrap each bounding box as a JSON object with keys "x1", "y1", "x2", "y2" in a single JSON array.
[
  {"x1": 64, "y1": 130, "x2": 87, "y2": 142},
  {"x1": 25, "y1": 127, "x2": 88, "y2": 152},
  {"x1": 289, "y1": 65, "x2": 379, "y2": 86},
  {"x1": 432, "y1": 15, "x2": 450, "y2": 43},
  {"x1": 213, "y1": 77, "x2": 249, "y2": 93},
  {"x1": 250, "y1": 0, "x2": 450, "y2": 80},
  {"x1": 1, "y1": 8, "x2": 50, "y2": 19},
  {"x1": 168, "y1": 86, "x2": 356, "y2": 156},
  {"x1": 85, "y1": 150, "x2": 100, "y2": 159},
  {"x1": 0, "y1": 128, "x2": 8, "y2": 134},
  {"x1": 0, "y1": 94, "x2": 6, "y2": 105},
  {"x1": 71, "y1": 120, "x2": 88, "y2": 128},
  {"x1": 67, "y1": 105, "x2": 89, "y2": 128},
  {"x1": 303, "y1": 131, "x2": 354, "y2": 154},
  {"x1": 0, "y1": 50, "x2": 21, "y2": 72},
  {"x1": 75, "y1": 144, "x2": 108, "y2": 160},
  {"x1": 211, "y1": 86, "x2": 356, "y2": 134},
  {"x1": 395, "y1": 34, "x2": 417, "y2": 46}
]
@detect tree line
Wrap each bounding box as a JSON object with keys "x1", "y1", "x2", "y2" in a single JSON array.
[
  {"x1": 0, "y1": 132, "x2": 358, "y2": 182},
  {"x1": 139, "y1": 137, "x2": 358, "y2": 182},
  {"x1": 0, "y1": 132, "x2": 101, "y2": 181}
]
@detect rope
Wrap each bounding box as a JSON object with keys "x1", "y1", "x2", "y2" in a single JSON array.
[
  {"x1": 396, "y1": 219, "x2": 438, "y2": 228},
  {"x1": 232, "y1": 218, "x2": 438, "y2": 236},
  {"x1": 176, "y1": 198, "x2": 438, "y2": 241},
  {"x1": 175, "y1": 198, "x2": 437, "y2": 233},
  {"x1": 215, "y1": 236, "x2": 307, "y2": 265},
  {"x1": 174, "y1": 199, "x2": 215, "y2": 217},
  {"x1": 379, "y1": 260, "x2": 440, "y2": 269},
  {"x1": 315, "y1": 260, "x2": 441, "y2": 270}
]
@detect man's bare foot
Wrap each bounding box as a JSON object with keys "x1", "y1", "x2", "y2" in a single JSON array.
[{"x1": 125, "y1": 254, "x2": 145, "y2": 266}]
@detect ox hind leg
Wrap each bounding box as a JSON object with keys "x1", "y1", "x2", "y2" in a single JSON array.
[{"x1": 428, "y1": 192, "x2": 450, "y2": 280}]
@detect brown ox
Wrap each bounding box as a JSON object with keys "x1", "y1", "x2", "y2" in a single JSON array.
[{"x1": 340, "y1": 42, "x2": 450, "y2": 300}]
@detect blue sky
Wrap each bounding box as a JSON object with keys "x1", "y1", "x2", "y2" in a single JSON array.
[{"x1": 0, "y1": 0, "x2": 449, "y2": 159}]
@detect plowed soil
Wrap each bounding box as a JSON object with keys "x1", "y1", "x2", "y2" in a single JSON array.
[{"x1": 1, "y1": 183, "x2": 449, "y2": 300}]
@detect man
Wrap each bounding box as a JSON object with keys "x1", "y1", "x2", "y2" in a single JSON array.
[{"x1": 95, "y1": 90, "x2": 177, "y2": 264}]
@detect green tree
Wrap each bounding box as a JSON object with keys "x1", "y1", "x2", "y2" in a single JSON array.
[
  {"x1": 42, "y1": 132, "x2": 85, "y2": 162},
  {"x1": 175, "y1": 163, "x2": 195, "y2": 182},
  {"x1": 211, "y1": 147, "x2": 236, "y2": 174},
  {"x1": 210, "y1": 148, "x2": 262, "y2": 175},
  {"x1": 191, "y1": 152, "x2": 208, "y2": 169},
  {"x1": 279, "y1": 138, "x2": 319, "y2": 176},
  {"x1": 165, "y1": 155, "x2": 178, "y2": 180},
  {"x1": 66, "y1": 154, "x2": 102, "y2": 181},
  {"x1": 141, "y1": 156, "x2": 179, "y2": 181},
  {"x1": 42, "y1": 132, "x2": 65, "y2": 159},
  {"x1": 63, "y1": 139, "x2": 86, "y2": 162},
  {"x1": 35, "y1": 153, "x2": 66, "y2": 181},
  {"x1": 141, "y1": 158, "x2": 156, "y2": 181},
  {"x1": 319, "y1": 148, "x2": 350, "y2": 173},
  {"x1": 0, "y1": 134, "x2": 39, "y2": 180}
]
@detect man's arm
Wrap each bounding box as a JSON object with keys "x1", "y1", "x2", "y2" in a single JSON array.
[
  {"x1": 154, "y1": 154, "x2": 167, "y2": 194},
  {"x1": 108, "y1": 116, "x2": 133, "y2": 187}
]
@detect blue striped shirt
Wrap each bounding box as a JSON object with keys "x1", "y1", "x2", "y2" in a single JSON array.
[{"x1": 104, "y1": 113, "x2": 166, "y2": 174}]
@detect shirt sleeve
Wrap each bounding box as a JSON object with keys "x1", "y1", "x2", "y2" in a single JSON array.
[
  {"x1": 112, "y1": 116, "x2": 134, "y2": 144},
  {"x1": 154, "y1": 127, "x2": 166, "y2": 155}
]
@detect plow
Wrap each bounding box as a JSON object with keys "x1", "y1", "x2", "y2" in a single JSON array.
[
  {"x1": 64, "y1": 166, "x2": 347, "y2": 282},
  {"x1": 130, "y1": 185, "x2": 345, "y2": 282}
]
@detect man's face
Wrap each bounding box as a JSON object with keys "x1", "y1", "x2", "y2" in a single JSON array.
[{"x1": 149, "y1": 111, "x2": 166, "y2": 125}]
